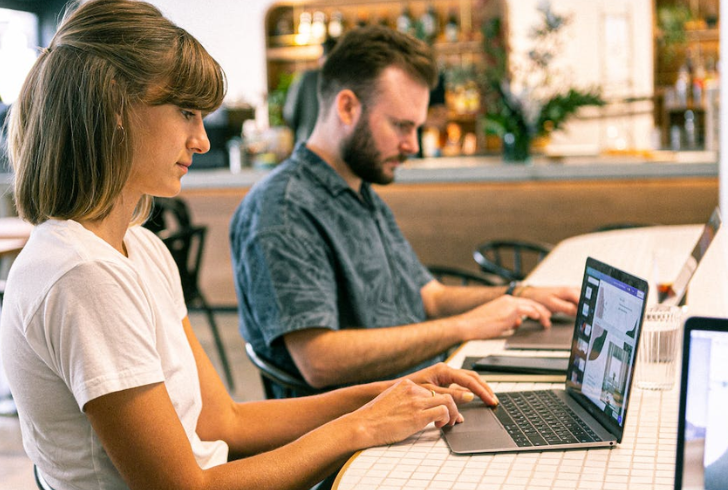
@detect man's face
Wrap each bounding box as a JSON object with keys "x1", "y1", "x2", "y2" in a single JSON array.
[{"x1": 341, "y1": 66, "x2": 429, "y2": 186}]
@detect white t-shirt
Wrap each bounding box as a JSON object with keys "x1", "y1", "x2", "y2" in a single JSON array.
[{"x1": 0, "y1": 220, "x2": 228, "y2": 489}]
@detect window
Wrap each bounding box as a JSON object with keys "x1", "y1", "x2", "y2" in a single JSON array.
[{"x1": 0, "y1": 8, "x2": 38, "y2": 104}]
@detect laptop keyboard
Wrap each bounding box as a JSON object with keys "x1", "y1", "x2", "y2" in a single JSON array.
[{"x1": 493, "y1": 390, "x2": 602, "y2": 447}]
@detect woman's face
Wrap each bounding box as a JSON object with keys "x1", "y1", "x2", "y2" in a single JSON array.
[{"x1": 125, "y1": 102, "x2": 210, "y2": 199}]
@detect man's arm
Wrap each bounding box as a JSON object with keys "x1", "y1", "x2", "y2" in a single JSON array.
[
  {"x1": 285, "y1": 294, "x2": 550, "y2": 388},
  {"x1": 420, "y1": 280, "x2": 579, "y2": 319}
]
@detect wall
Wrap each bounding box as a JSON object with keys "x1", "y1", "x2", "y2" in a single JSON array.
[{"x1": 148, "y1": 0, "x2": 275, "y2": 108}]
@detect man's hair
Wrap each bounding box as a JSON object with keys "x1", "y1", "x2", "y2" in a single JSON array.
[
  {"x1": 318, "y1": 26, "x2": 437, "y2": 116},
  {"x1": 8, "y1": 0, "x2": 226, "y2": 225}
]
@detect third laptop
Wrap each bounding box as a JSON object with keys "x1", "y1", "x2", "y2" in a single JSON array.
[
  {"x1": 505, "y1": 207, "x2": 721, "y2": 351},
  {"x1": 442, "y1": 257, "x2": 648, "y2": 454}
]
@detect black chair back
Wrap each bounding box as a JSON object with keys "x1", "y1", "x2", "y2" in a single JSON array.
[
  {"x1": 244, "y1": 342, "x2": 322, "y2": 399},
  {"x1": 473, "y1": 239, "x2": 553, "y2": 283}
]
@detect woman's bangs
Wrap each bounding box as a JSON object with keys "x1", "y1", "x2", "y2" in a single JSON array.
[{"x1": 160, "y1": 34, "x2": 226, "y2": 113}]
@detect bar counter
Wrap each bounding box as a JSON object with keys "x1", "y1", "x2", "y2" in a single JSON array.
[{"x1": 178, "y1": 152, "x2": 718, "y2": 190}]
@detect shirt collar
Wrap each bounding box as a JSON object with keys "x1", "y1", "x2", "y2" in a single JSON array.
[{"x1": 295, "y1": 143, "x2": 373, "y2": 202}]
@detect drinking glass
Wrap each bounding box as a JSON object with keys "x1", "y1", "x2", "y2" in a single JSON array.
[{"x1": 635, "y1": 305, "x2": 682, "y2": 390}]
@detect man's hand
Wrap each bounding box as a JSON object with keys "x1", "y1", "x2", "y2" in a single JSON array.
[
  {"x1": 458, "y1": 294, "x2": 552, "y2": 340},
  {"x1": 519, "y1": 286, "x2": 579, "y2": 317}
]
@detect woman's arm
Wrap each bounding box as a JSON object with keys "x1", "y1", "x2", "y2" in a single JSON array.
[
  {"x1": 84, "y1": 316, "x2": 497, "y2": 490},
  {"x1": 184, "y1": 316, "x2": 390, "y2": 456}
]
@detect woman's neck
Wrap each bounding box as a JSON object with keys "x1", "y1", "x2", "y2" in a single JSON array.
[{"x1": 79, "y1": 196, "x2": 137, "y2": 256}]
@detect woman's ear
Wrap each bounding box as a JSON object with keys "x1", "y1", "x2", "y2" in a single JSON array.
[{"x1": 334, "y1": 89, "x2": 361, "y2": 127}]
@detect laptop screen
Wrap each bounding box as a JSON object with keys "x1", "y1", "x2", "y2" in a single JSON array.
[
  {"x1": 661, "y1": 207, "x2": 722, "y2": 306},
  {"x1": 675, "y1": 317, "x2": 728, "y2": 490},
  {"x1": 565, "y1": 257, "x2": 648, "y2": 440}
]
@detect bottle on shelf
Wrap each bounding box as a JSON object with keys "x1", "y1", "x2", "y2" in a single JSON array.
[
  {"x1": 445, "y1": 10, "x2": 459, "y2": 42},
  {"x1": 396, "y1": 7, "x2": 415, "y2": 36},
  {"x1": 417, "y1": 4, "x2": 439, "y2": 43},
  {"x1": 328, "y1": 11, "x2": 344, "y2": 39},
  {"x1": 684, "y1": 109, "x2": 697, "y2": 149},
  {"x1": 311, "y1": 11, "x2": 327, "y2": 43},
  {"x1": 296, "y1": 11, "x2": 312, "y2": 45},
  {"x1": 691, "y1": 55, "x2": 706, "y2": 107},
  {"x1": 674, "y1": 63, "x2": 690, "y2": 107}
]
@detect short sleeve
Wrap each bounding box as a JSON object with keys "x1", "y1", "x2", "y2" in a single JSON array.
[
  {"x1": 36, "y1": 261, "x2": 165, "y2": 410},
  {"x1": 241, "y1": 227, "x2": 339, "y2": 346}
]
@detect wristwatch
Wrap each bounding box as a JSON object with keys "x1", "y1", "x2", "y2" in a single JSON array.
[{"x1": 505, "y1": 280, "x2": 520, "y2": 296}]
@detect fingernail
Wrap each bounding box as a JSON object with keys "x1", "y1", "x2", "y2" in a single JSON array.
[
  {"x1": 462, "y1": 392, "x2": 474, "y2": 403},
  {"x1": 457, "y1": 414, "x2": 465, "y2": 423}
]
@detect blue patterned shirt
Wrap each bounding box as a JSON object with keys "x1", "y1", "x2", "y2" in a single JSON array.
[{"x1": 229, "y1": 144, "x2": 440, "y2": 392}]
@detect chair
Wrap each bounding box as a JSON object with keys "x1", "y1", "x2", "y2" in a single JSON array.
[
  {"x1": 427, "y1": 265, "x2": 495, "y2": 286},
  {"x1": 244, "y1": 342, "x2": 322, "y2": 399},
  {"x1": 473, "y1": 239, "x2": 553, "y2": 283},
  {"x1": 34, "y1": 465, "x2": 54, "y2": 490},
  {"x1": 144, "y1": 198, "x2": 235, "y2": 390}
]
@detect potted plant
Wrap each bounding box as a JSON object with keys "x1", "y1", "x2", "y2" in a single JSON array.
[{"x1": 481, "y1": 1, "x2": 605, "y2": 163}]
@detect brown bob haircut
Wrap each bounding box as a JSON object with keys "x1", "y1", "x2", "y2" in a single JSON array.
[
  {"x1": 318, "y1": 25, "x2": 438, "y2": 116},
  {"x1": 8, "y1": 0, "x2": 226, "y2": 225}
]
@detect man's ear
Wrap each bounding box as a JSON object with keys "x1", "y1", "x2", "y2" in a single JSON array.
[{"x1": 334, "y1": 89, "x2": 361, "y2": 127}]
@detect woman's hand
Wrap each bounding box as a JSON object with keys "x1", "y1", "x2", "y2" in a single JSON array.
[
  {"x1": 404, "y1": 362, "x2": 498, "y2": 406},
  {"x1": 344, "y1": 379, "x2": 458, "y2": 447},
  {"x1": 343, "y1": 364, "x2": 497, "y2": 448}
]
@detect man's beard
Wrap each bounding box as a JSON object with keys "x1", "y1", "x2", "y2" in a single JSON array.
[{"x1": 341, "y1": 113, "x2": 407, "y2": 186}]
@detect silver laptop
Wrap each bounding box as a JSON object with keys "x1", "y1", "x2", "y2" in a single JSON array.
[
  {"x1": 675, "y1": 316, "x2": 728, "y2": 490},
  {"x1": 506, "y1": 207, "x2": 721, "y2": 351},
  {"x1": 443, "y1": 257, "x2": 648, "y2": 454},
  {"x1": 660, "y1": 206, "x2": 721, "y2": 306}
]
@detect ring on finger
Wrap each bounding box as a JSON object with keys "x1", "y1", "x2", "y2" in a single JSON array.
[{"x1": 430, "y1": 389, "x2": 436, "y2": 398}]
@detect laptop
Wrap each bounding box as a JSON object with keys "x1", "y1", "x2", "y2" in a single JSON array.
[
  {"x1": 443, "y1": 257, "x2": 648, "y2": 454},
  {"x1": 660, "y1": 207, "x2": 721, "y2": 306},
  {"x1": 674, "y1": 316, "x2": 728, "y2": 490},
  {"x1": 505, "y1": 207, "x2": 722, "y2": 351}
]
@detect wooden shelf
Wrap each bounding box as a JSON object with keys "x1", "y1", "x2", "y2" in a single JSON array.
[
  {"x1": 685, "y1": 28, "x2": 719, "y2": 43},
  {"x1": 266, "y1": 44, "x2": 323, "y2": 62}
]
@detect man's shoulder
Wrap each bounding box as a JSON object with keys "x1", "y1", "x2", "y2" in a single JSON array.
[
  {"x1": 247, "y1": 152, "x2": 317, "y2": 205},
  {"x1": 232, "y1": 152, "x2": 323, "y2": 234}
]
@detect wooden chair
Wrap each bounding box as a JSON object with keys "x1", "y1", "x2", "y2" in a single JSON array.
[
  {"x1": 473, "y1": 239, "x2": 553, "y2": 283},
  {"x1": 144, "y1": 197, "x2": 235, "y2": 390}
]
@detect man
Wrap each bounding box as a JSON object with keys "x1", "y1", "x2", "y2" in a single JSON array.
[{"x1": 230, "y1": 26, "x2": 578, "y2": 397}]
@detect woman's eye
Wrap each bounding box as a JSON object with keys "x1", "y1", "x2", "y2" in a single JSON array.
[{"x1": 181, "y1": 110, "x2": 196, "y2": 120}]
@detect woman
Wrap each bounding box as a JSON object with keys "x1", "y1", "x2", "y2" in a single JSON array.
[{"x1": 0, "y1": 1, "x2": 498, "y2": 489}]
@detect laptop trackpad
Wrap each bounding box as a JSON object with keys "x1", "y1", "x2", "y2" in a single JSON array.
[{"x1": 441, "y1": 401, "x2": 517, "y2": 454}]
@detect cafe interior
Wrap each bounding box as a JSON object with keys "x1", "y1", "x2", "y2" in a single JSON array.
[{"x1": 1, "y1": 0, "x2": 727, "y2": 489}]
